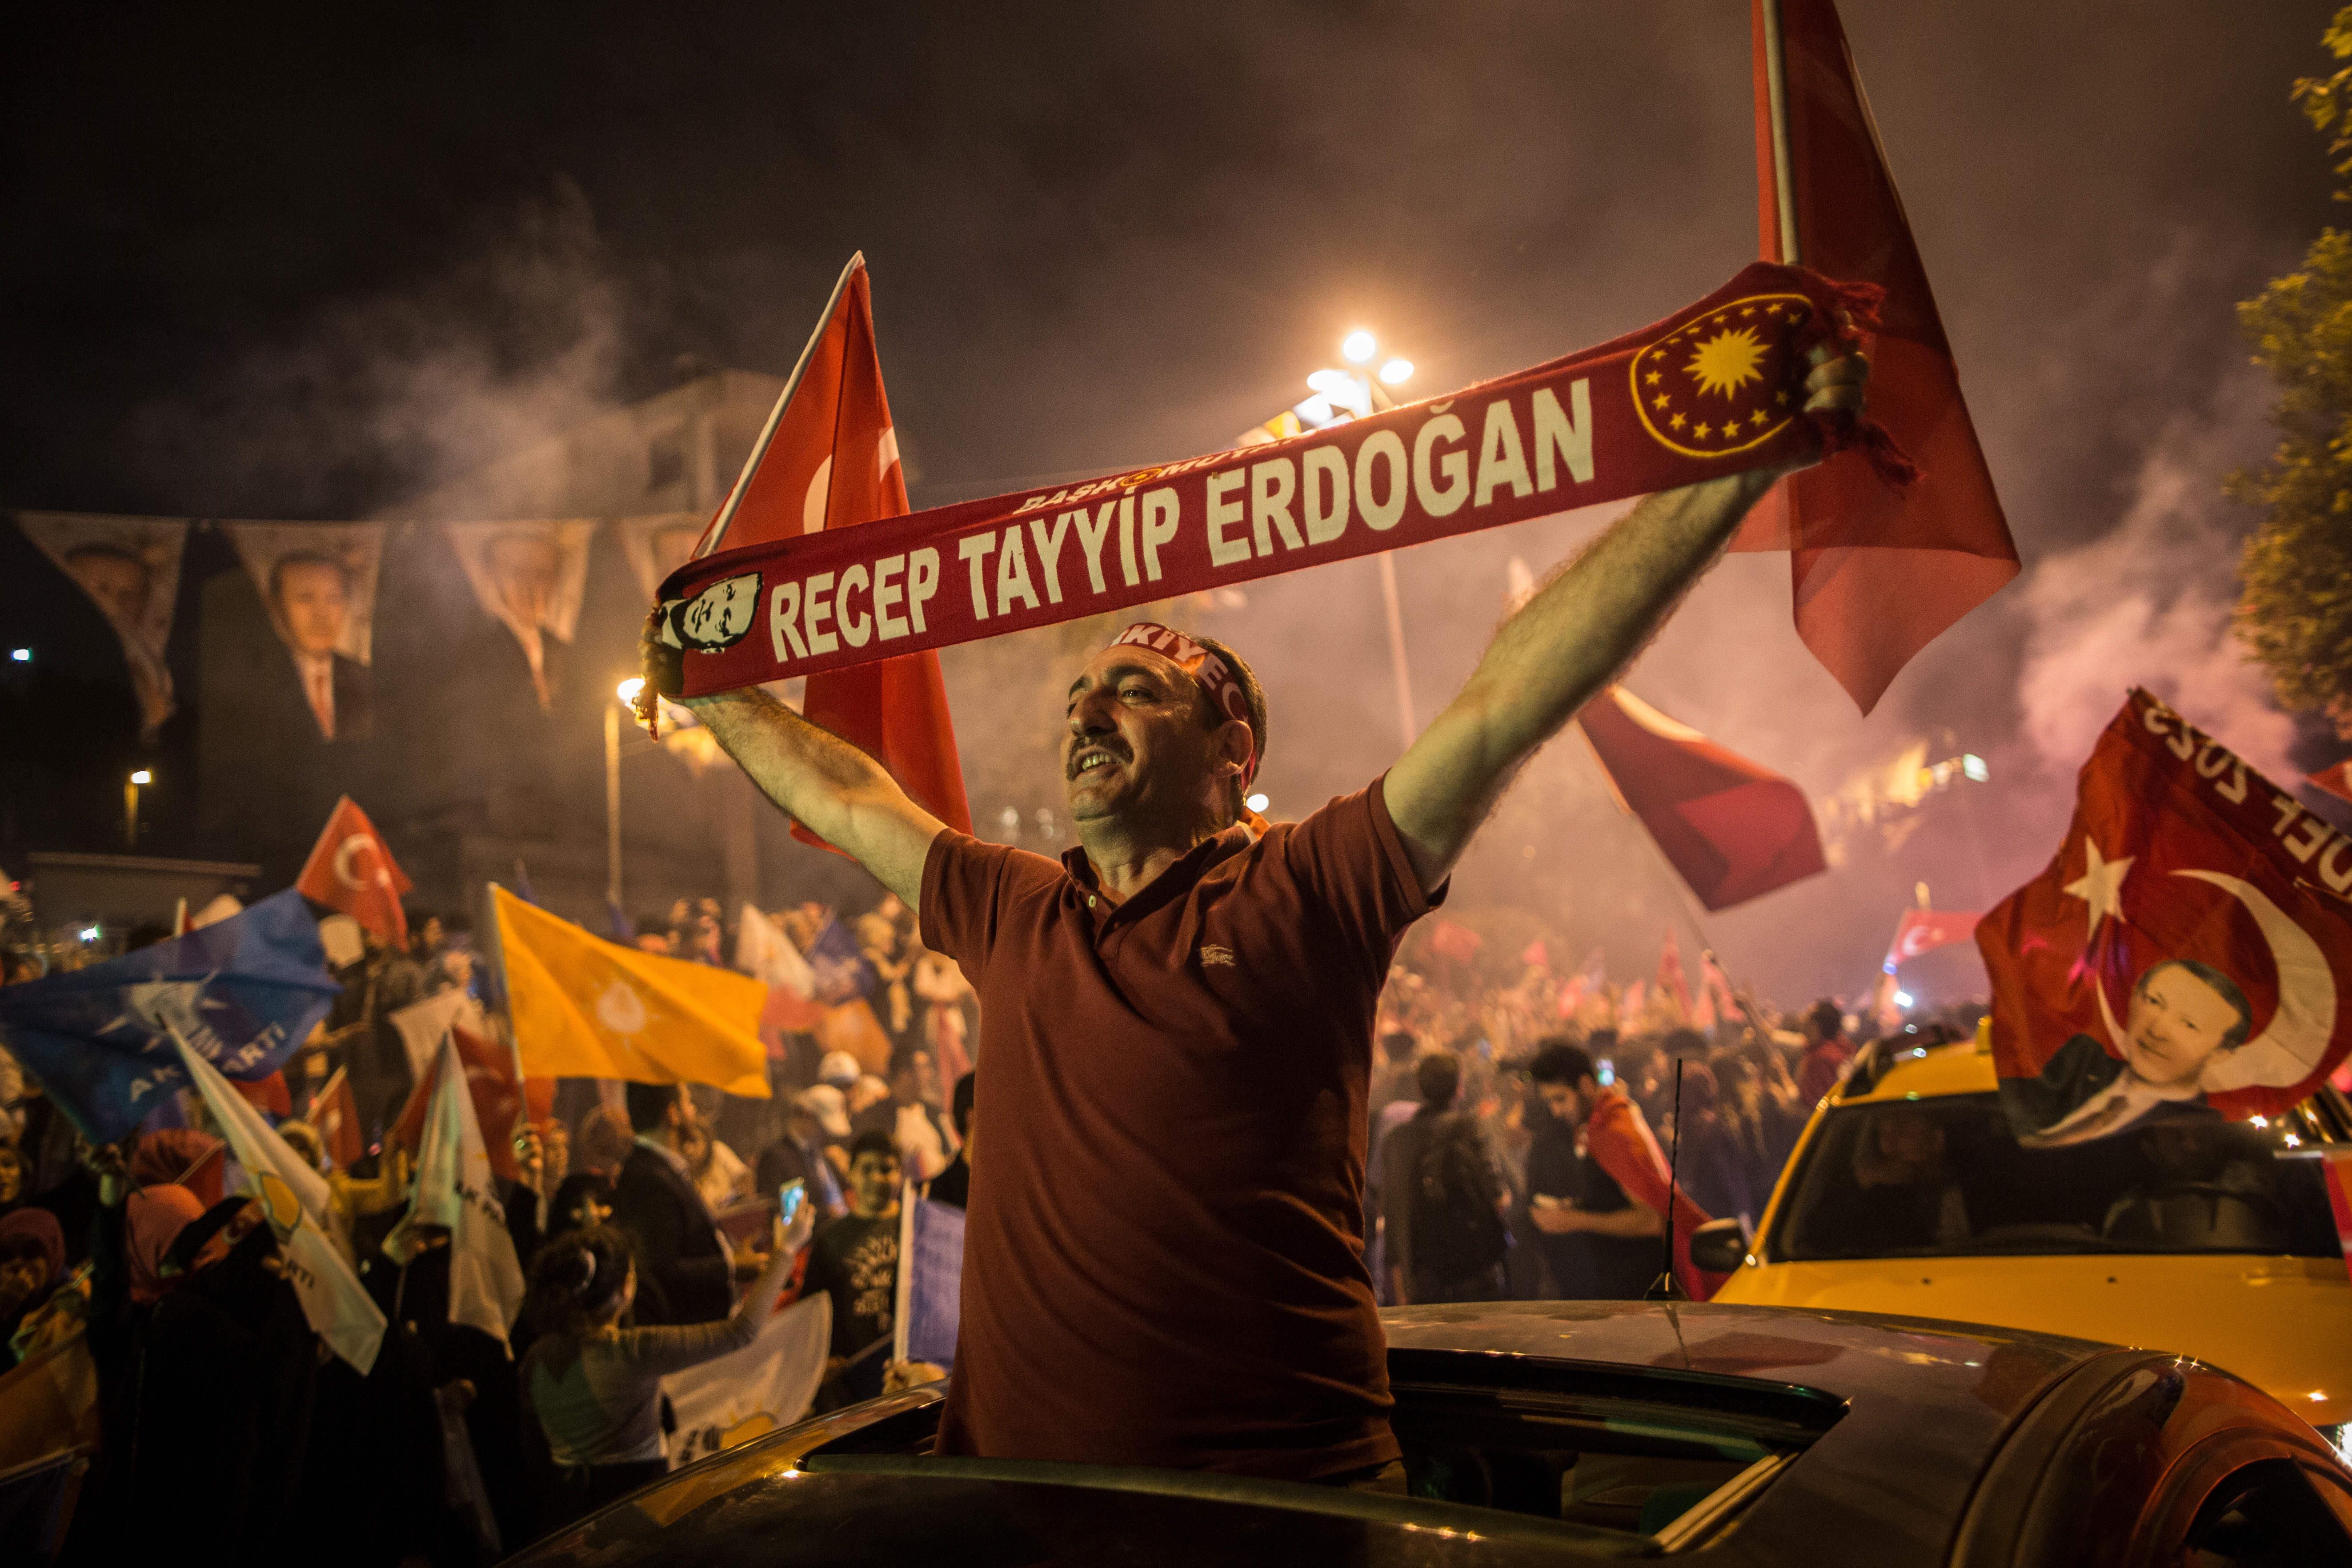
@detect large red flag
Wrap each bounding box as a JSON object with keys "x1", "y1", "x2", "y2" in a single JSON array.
[
  {"x1": 701, "y1": 254, "x2": 971, "y2": 844},
  {"x1": 295, "y1": 795, "x2": 413, "y2": 949},
  {"x1": 1579, "y1": 686, "x2": 1826, "y2": 912},
  {"x1": 1741, "y1": 0, "x2": 2018, "y2": 712},
  {"x1": 1978, "y1": 691, "x2": 2352, "y2": 1147}
]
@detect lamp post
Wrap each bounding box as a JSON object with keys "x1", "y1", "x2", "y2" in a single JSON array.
[
  {"x1": 124, "y1": 768, "x2": 151, "y2": 849},
  {"x1": 609, "y1": 682, "x2": 639, "y2": 913},
  {"x1": 1315, "y1": 333, "x2": 1420, "y2": 749}
]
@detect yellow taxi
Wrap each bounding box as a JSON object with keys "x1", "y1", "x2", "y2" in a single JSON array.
[{"x1": 1700, "y1": 1035, "x2": 2352, "y2": 1436}]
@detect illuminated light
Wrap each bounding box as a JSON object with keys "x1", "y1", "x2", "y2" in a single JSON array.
[
  {"x1": 1305, "y1": 369, "x2": 1357, "y2": 397},
  {"x1": 2312, "y1": 1391, "x2": 2329, "y2": 1402},
  {"x1": 1340, "y1": 330, "x2": 1376, "y2": 365},
  {"x1": 129, "y1": 770, "x2": 152, "y2": 785},
  {"x1": 1894, "y1": 991, "x2": 1915, "y2": 1008},
  {"x1": 1962, "y1": 753, "x2": 1989, "y2": 783},
  {"x1": 1911, "y1": 1047, "x2": 1927, "y2": 1058},
  {"x1": 7, "y1": 647, "x2": 28, "y2": 662},
  {"x1": 616, "y1": 677, "x2": 645, "y2": 706},
  {"x1": 1378, "y1": 357, "x2": 1414, "y2": 385},
  {"x1": 1245, "y1": 792, "x2": 1269, "y2": 814},
  {"x1": 78, "y1": 926, "x2": 100, "y2": 942}
]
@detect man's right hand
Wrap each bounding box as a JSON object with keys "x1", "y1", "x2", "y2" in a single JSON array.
[{"x1": 640, "y1": 606, "x2": 685, "y2": 699}]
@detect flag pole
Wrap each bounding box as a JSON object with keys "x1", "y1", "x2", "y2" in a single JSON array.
[
  {"x1": 481, "y1": 881, "x2": 529, "y2": 1096},
  {"x1": 1761, "y1": 0, "x2": 1801, "y2": 267},
  {"x1": 696, "y1": 252, "x2": 866, "y2": 561}
]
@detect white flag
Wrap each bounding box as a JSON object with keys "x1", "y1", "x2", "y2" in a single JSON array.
[
  {"x1": 170, "y1": 1029, "x2": 387, "y2": 1374},
  {"x1": 389, "y1": 984, "x2": 487, "y2": 1084},
  {"x1": 735, "y1": 904, "x2": 815, "y2": 999},
  {"x1": 663, "y1": 1295, "x2": 831, "y2": 1469},
  {"x1": 388, "y1": 1030, "x2": 525, "y2": 1348}
]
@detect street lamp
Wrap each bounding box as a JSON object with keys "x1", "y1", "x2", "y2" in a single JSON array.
[
  {"x1": 124, "y1": 769, "x2": 152, "y2": 848},
  {"x1": 1238, "y1": 330, "x2": 1421, "y2": 749},
  {"x1": 606, "y1": 681, "x2": 645, "y2": 911}
]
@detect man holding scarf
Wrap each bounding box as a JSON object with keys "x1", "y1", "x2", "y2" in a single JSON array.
[{"x1": 642, "y1": 348, "x2": 1865, "y2": 1484}]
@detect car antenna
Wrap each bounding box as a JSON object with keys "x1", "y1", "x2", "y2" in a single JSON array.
[{"x1": 1644, "y1": 1057, "x2": 1689, "y2": 1303}]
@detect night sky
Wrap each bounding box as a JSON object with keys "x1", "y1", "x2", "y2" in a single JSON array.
[{"x1": 3, "y1": 2, "x2": 2344, "y2": 999}]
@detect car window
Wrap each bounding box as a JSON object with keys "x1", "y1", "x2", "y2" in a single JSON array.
[
  {"x1": 2179, "y1": 1459, "x2": 2352, "y2": 1566},
  {"x1": 1773, "y1": 1094, "x2": 2337, "y2": 1262}
]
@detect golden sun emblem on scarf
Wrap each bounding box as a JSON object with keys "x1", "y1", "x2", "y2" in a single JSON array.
[{"x1": 1630, "y1": 293, "x2": 1812, "y2": 460}]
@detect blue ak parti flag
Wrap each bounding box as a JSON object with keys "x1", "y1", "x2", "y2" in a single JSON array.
[
  {"x1": 804, "y1": 916, "x2": 877, "y2": 1006},
  {"x1": 0, "y1": 888, "x2": 341, "y2": 1143}
]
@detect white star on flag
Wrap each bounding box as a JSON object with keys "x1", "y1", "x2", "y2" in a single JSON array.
[{"x1": 2064, "y1": 837, "x2": 2134, "y2": 944}]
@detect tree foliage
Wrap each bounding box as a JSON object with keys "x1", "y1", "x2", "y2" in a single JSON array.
[{"x1": 2232, "y1": 6, "x2": 2352, "y2": 731}]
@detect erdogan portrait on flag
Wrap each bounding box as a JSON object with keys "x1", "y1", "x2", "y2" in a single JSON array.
[{"x1": 1979, "y1": 691, "x2": 2352, "y2": 1150}]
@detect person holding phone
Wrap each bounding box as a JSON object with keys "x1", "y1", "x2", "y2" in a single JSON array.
[{"x1": 521, "y1": 1196, "x2": 814, "y2": 1532}]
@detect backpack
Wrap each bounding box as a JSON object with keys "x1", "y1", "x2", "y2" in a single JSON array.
[{"x1": 1407, "y1": 1111, "x2": 1510, "y2": 1281}]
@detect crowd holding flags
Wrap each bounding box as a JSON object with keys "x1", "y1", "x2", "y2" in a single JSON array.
[{"x1": 172, "y1": 1026, "x2": 388, "y2": 1372}]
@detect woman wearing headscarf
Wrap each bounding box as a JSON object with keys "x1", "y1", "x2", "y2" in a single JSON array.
[
  {"x1": 522, "y1": 1210, "x2": 807, "y2": 1534},
  {"x1": 127, "y1": 1126, "x2": 225, "y2": 1207},
  {"x1": 0, "y1": 1207, "x2": 65, "y2": 1359}
]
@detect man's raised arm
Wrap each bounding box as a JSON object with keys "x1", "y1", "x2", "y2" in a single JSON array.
[
  {"x1": 642, "y1": 617, "x2": 944, "y2": 910},
  {"x1": 1385, "y1": 352, "x2": 1867, "y2": 894}
]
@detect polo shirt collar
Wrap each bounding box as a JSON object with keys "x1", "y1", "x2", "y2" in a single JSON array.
[{"x1": 1062, "y1": 823, "x2": 1254, "y2": 927}]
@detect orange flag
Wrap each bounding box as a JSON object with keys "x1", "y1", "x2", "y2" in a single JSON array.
[
  {"x1": 295, "y1": 795, "x2": 413, "y2": 948},
  {"x1": 697, "y1": 255, "x2": 972, "y2": 846},
  {"x1": 1740, "y1": 0, "x2": 2019, "y2": 712}
]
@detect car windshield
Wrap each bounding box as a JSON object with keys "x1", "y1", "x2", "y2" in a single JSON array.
[{"x1": 1773, "y1": 1092, "x2": 2339, "y2": 1261}]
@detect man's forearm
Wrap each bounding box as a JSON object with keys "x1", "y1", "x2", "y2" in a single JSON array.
[
  {"x1": 1459, "y1": 469, "x2": 1771, "y2": 766},
  {"x1": 1576, "y1": 1200, "x2": 1667, "y2": 1239},
  {"x1": 1385, "y1": 469, "x2": 1772, "y2": 886},
  {"x1": 683, "y1": 687, "x2": 940, "y2": 906}
]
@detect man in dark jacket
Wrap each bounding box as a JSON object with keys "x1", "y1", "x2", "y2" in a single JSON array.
[
  {"x1": 1379, "y1": 1051, "x2": 1509, "y2": 1305},
  {"x1": 609, "y1": 1082, "x2": 765, "y2": 1324}
]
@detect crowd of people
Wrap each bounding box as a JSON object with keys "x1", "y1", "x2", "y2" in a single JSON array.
[
  {"x1": 0, "y1": 881, "x2": 1964, "y2": 1563},
  {"x1": 0, "y1": 893, "x2": 977, "y2": 1564}
]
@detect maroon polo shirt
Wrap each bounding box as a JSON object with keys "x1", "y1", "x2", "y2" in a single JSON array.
[{"x1": 919, "y1": 777, "x2": 1440, "y2": 1480}]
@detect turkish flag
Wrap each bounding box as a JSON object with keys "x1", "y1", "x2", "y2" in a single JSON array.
[
  {"x1": 1578, "y1": 686, "x2": 1826, "y2": 912},
  {"x1": 314, "y1": 1066, "x2": 366, "y2": 1171},
  {"x1": 389, "y1": 1022, "x2": 525, "y2": 1183},
  {"x1": 1978, "y1": 690, "x2": 2352, "y2": 1132},
  {"x1": 295, "y1": 795, "x2": 413, "y2": 949},
  {"x1": 1886, "y1": 907, "x2": 1981, "y2": 968},
  {"x1": 701, "y1": 255, "x2": 972, "y2": 845},
  {"x1": 1738, "y1": 0, "x2": 2019, "y2": 713}
]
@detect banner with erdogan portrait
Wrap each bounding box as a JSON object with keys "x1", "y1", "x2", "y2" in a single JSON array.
[
  {"x1": 1978, "y1": 690, "x2": 2352, "y2": 1147},
  {"x1": 443, "y1": 519, "x2": 597, "y2": 712},
  {"x1": 12, "y1": 510, "x2": 190, "y2": 741},
  {"x1": 221, "y1": 521, "x2": 386, "y2": 743}
]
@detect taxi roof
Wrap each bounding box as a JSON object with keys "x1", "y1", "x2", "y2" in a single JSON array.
[{"x1": 1831, "y1": 1038, "x2": 1997, "y2": 1103}]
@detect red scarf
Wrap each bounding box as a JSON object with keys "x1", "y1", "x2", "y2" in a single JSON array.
[
  {"x1": 1584, "y1": 1085, "x2": 1726, "y2": 1301},
  {"x1": 654, "y1": 262, "x2": 1901, "y2": 698}
]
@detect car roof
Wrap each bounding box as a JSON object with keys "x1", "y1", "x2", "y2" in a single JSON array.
[
  {"x1": 1818, "y1": 1039, "x2": 2352, "y2": 1147},
  {"x1": 509, "y1": 1302, "x2": 2143, "y2": 1568},
  {"x1": 1380, "y1": 1297, "x2": 2110, "y2": 1420},
  {"x1": 1831, "y1": 1038, "x2": 1998, "y2": 1102}
]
